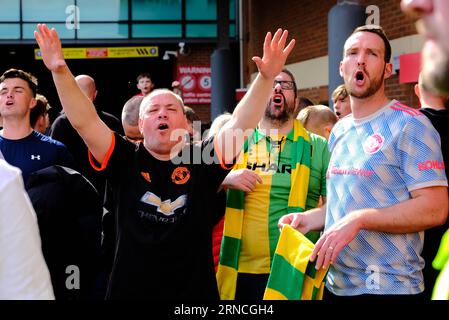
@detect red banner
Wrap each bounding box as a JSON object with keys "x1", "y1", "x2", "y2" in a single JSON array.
[
  {"x1": 399, "y1": 52, "x2": 421, "y2": 84},
  {"x1": 177, "y1": 65, "x2": 211, "y2": 105}
]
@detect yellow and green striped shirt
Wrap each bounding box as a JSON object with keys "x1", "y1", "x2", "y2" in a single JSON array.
[
  {"x1": 217, "y1": 120, "x2": 330, "y2": 300},
  {"x1": 239, "y1": 129, "x2": 329, "y2": 274}
]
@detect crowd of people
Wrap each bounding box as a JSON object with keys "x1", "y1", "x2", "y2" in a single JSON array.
[{"x1": 0, "y1": 0, "x2": 448, "y2": 301}]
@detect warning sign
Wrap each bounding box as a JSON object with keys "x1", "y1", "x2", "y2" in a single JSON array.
[
  {"x1": 180, "y1": 75, "x2": 196, "y2": 92},
  {"x1": 34, "y1": 46, "x2": 158, "y2": 60},
  {"x1": 177, "y1": 65, "x2": 211, "y2": 105},
  {"x1": 199, "y1": 75, "x2": 211, "y2": 90}
]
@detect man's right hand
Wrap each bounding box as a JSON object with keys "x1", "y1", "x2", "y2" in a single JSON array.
[
  {"x1": 278, "y1": 206, "x2": 326, "y2": 236},
  {"x1": 34, "y1": 24, "x2": 67, "y2": 73},
  {"x1": 222, "y1": 169, "x2": 263, "y2": 192},
  {"x1": 278, "y1": 212, "x2": 310, "y2": 235}
]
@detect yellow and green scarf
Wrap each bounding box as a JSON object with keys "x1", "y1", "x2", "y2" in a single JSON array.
[
  {"x1": 217, "y1": 120, "x2": 311, "y2": 300},
  {"x1": 263, "y1": 225, "x2": 328, "y2": 300}
]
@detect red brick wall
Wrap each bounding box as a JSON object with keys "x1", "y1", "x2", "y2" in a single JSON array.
[
  {"x1": 245, "y1": 0, "x2": 335, "y2": 79},
  {"x1": 298, "y1": 86, "x2": 329, "y2": 106},
  {"x1": 178, "y1": 1, "x2": 421, "y2": 122},
  {"x1": 177, "y1": 45, "x2": 214, "y2": 66},
  {"x1": 359, "y1": 0, "x2": 418, "y2": 40},
  {"x1": 385, "y1": 74, "x2": 420, "y2": 109},
  {"x1": 244, "y1": 0, "x2": 420, "y2": 108}
]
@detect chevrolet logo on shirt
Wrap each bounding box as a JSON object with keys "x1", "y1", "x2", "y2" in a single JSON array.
[{"x1": 140, "y1": 192, "x2": 187, "y2": 216}]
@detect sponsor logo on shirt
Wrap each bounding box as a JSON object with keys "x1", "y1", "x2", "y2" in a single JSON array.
[
  {"x1": 418, "y1": 160, "x2": 445, "y2": 171},
  {"x1": 363, "y1": 133, "x2": 384, "y2": 155},
  {"x1": 329, "y1": 166, "x2": 374, "y2": 177},
  {"x1": 138, "y1": 210, "x2": 178, "y2": 223},
  {"x1": 140, "y1": 192, "x2": 187, "y2": 216},
  {"x1": 246, "y1": 162, "x2": 292, "y2": 174},
  {"x1": 31, "y1": 154, "x2": 41, "y2": 160}
]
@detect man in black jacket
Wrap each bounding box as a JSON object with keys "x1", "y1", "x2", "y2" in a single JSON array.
[{"x1": 50, "y1": 74, "x2": 123, "y2": 200}]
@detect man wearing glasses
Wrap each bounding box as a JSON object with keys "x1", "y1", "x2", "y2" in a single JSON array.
[{"x1": 218, "y1": 69, "x2": 330, "y2": 299}]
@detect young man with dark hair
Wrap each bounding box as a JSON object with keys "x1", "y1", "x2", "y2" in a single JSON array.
[
  {"x1": 349, "y1": 24, "x2": 392, "y2": 63},
  {"x1": 280, "y1": 25, "x2": 448, "y2": 299},
  {"x1": 30, "y1": 94, "x2": 51, "y2": 134},
  {"x1": 0, "y1": 68, "x2": 74, "y2": 184},
  {"x1": 0, "y1": 69, "x2": 38, "y2": 96}
]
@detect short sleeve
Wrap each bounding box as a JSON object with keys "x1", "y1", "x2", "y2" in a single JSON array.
[
  {"x1": 88, "y1": 132, "x2": 136, "y2": 179},
  {"x1": 398, "y1": 116, "x2": 448, "y2": 191},
  {"x1": 197, "y1": 136, "x2": 235, "y2": 192}
]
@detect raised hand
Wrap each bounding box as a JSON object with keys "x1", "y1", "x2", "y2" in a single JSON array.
[
  {"x1": 252, "y1": 28, "x2": 296, "y2": 80},
  {"x1": 34, "y1": 24, "x2": 67, "y2": 72}
]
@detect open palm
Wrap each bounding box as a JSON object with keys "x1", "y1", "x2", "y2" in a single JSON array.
[
  {"x1": 252, "y1": 28, "x2": 296, "y2": 79},
  {"x1": 34, "y1": 24, "x2": 67, "y2": 72}
]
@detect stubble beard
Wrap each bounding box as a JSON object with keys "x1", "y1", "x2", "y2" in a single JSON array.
[
  {"x1": 264, "y1": 97, "x2": 295, "y2": 127},
  {"x1": 348, "y1": 67, "x2": 385, "y2": 100}
]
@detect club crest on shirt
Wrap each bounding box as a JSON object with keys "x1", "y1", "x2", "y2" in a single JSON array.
[
  {"x1": 171, "y1": 167, "x2": 190, "y2": 185},
  {"x1": 363, "y1": 133, "x2": 384, "y2": 155}
]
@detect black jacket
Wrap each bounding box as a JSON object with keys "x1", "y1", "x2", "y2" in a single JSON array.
[{"x1": 26, "y1": 165, "x2": 103, "y2": 300}]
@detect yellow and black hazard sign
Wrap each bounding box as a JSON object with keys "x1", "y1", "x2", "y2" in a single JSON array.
[{"x1": 34, "y1": 46, "x2": 158, "y2": 60}]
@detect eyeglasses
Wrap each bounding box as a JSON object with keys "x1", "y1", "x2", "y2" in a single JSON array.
[{"x1": 273, "y1": 80, "x2": 295, "y2": 90}]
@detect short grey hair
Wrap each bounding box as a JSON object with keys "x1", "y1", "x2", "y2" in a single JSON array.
[
  {"x1": 139, "y1": 89, "x2": 185, "y2": 119},
  {"x1": 122, "y1": 96, "x2": 144, "y2": 126}
]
